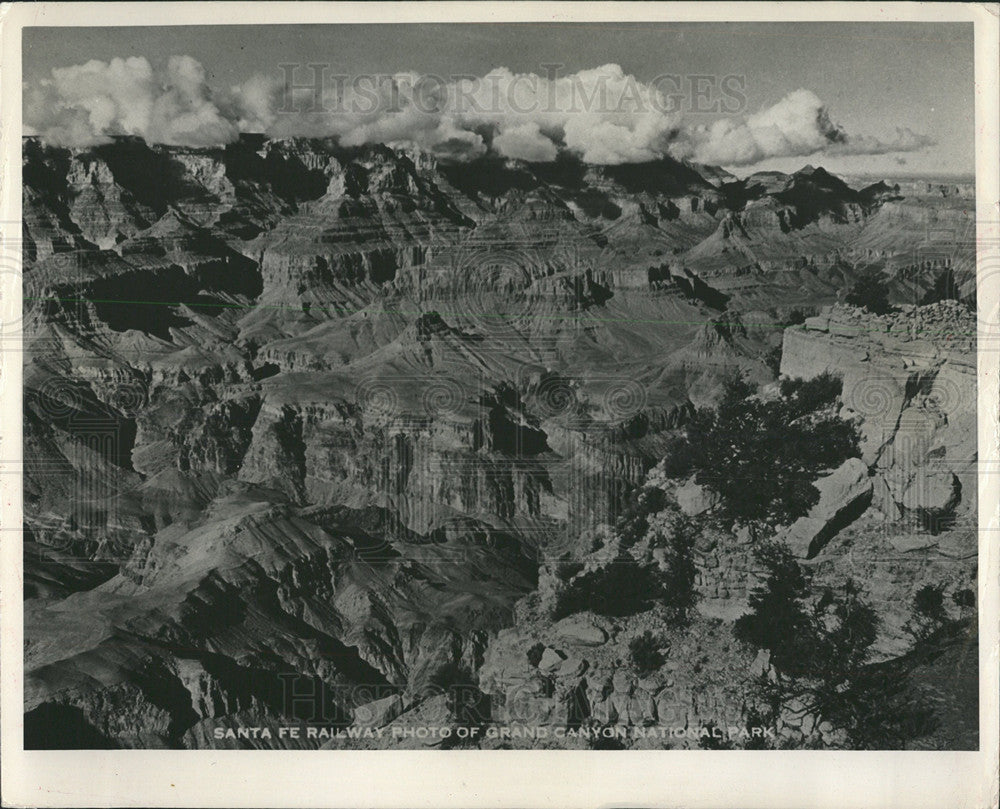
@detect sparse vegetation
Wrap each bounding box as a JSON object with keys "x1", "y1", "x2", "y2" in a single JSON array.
[
  {"x1": 952, "y1": 588, "x2": 976, "y2": 610},
  {"x1": 914, "y1": 584, "x2": 947, "y2": 621},
  {"x1": 629, "y1": 631, "x2": 665, "y2": 674},
  {"x1": 764, "y1": 344, "x2": 783, "y2": 376},
  {"x1": 648, "y1": 510, "x2": 698, "y2": 623},
  {"x1": 845, "y1": 270, "x2": 892, "y2": 315},
  {"x1": 550, "y1": 499, "x2": 698, "y2": 625},
  {"x1": 680, "y1": 374, "x2": 859, "y2": 526},
  {"x1": 617, "y1": 486, "x2": 669, "y2": 548},
  {"x1": 552, "y1": 557, "x2": 663, "y2": 620},
  {"x1": 735, "y1": 542, "x2": 937, "y2": 748},
  {"x1": 904, "y1": 584, "x2": 949, "y2": 642}
]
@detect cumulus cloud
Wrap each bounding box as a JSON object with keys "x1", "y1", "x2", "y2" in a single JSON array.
[
  {"x1": 25, "y1": 55, "x2": 237, "y2": 148},
  {"x1": 493, "y1": 122, "x2": 559, "y2": 162},
  {"x1": 669, "y1": 89, "x2": 933, "y2": 167},
  {"x1": 443, "y1": 64, "x2": 685, "y2": 163},
  {"x1": 26, "y1": 57, "x2": 934, "y2": 168}
]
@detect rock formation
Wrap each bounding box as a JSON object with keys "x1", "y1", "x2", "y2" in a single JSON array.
[{"x1": 20, "y1": 135, "x2": 977, "y2": 750}]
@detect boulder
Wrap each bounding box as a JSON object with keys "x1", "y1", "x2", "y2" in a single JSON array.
[
  {"x1": 871, "y1": 474, "x2": 902, "y2": 521},
  {"x1": 538, "y1": 647, "x2": 566, "y2": 672},
  {"x1": 888, "y1": 533, "x2": 939, "y2": 552},
  {"x1": 901, "y1": 470, "x2": 960, "y2": 513},
  {"x1": 782, "y1": 517, "x2": 828, "y2": 559},
  {"x1": 748, "y1": 649, "x2": 774, "y2": 680},
  {"x1": 557, "y1": 656, "x2": 587, "y2": 678},
  {"x1": 612, "y1": 668, "x2": 635, "y2": 694},
  {"x1": 802, "y1": 313, "x2": 830, "y2": 332},
  {"x1": 554, "y1": 615, "x2": 608, "y2": 646},
  {"x1": 637, "y1": 672, "x2": 667, "y2": 692},
  {"x1": 781, "y1": 458, "x2": 873, "y2": 558},
  {"x1": 676, "y1": 478, "x2": 721, "y2": 516}
]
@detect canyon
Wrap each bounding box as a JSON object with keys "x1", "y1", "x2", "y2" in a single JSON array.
[{"x1": 20, "y1": 135, "x2": 977, "y2": 749}]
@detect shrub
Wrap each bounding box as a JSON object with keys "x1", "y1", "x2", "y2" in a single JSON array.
[
  {"x1": 845, "y1": 270, "x2": 892, "y2": 315},
  {"x1": 617, "y1": 486, "x2": 668, "y2": 548},
  {"x1": 552, "y1": 508, "x2": 698, "y2": 625},
  {"x1": 657, "y1": 434, "x2": 694, "y2": 478},
  {"x1": 913, "y1": 584, "x2": 947, "y2": 622},
  {"x1": 649, "y1": 514, "x2": 699, "y2": 623},
  {"x1": 629, "y1": 631, "x2": 665, "y2": 674},
  {"x1": 905, "y1": 584, "x2": 949, "y2": 642},
  {"x1": 736, "y1": 546, "x2": 937, "y2": 749},
  {"x1": 734, "y1": 541, "x2": 815, "y2": 675},
  {"x1": 952, "y1": 588, "x2": 976, "y2": 610},
  {"x1": 552, "y1": 557, "x2": 661, "y2": 620},
  {"x1": 681, "y1": 375, "x2": 859, "y2": 526},
  {"x1": 778, "y1": 372, "x2": 843, "y2": 416},
  {"x1": 817, "y1": 663, "x2": 937, "y2": 748},
  {"x1": 764, "y1": 345, "x2": 783, "y2": 376}
]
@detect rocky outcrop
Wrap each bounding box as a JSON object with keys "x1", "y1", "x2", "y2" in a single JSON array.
[
  {"x1": 20, "y1": 136, "x2": 978, "y2": 750},
  {"x1": 781, "y1": 301, "x2": 976, "y2": 522},
  {"x1": 778, "y1": 458, "x2": 873, "y2": 559},
  {"x1": 675, "y1": 478, "x2": 720, "y2": 516}
]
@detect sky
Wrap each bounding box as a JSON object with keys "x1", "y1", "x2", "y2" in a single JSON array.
[{"x1": 22, "y1": 23, "x2": 975, "y2": 177}]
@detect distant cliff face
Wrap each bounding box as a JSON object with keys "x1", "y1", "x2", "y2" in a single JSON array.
[{"x1": 20, "y1": 135, "x2": 977, "y2": 749}]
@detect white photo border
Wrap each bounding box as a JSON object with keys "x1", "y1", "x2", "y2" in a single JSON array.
[{"x1": 1, "y1": 3, "x2": 997, "y2": 807}]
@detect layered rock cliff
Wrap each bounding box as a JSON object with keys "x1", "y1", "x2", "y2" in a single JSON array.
[{"x1": 20, "y1": 135, "x2": 977, "y2": 749}]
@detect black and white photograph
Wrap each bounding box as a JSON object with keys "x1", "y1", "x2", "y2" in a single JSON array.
[{"x1": 2, "y1": 2, "x2": 998, "y2": 807}]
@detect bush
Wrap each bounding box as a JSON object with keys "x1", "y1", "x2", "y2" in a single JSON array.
[
  {"x1": 552, "y1": 557, "x2": 662, "y2": 620},
  {"x1": 629, "y1": 631, "x2": 665, "y2": 674},
  {"x1": 764, "y1": 345, "x2": 783, "y2": 376},
  {"x1": 658, "y1": 435, "x2": 694, "y2": 478},
  {"x1": 734, "y1": 541, "x2": 815, "y2": 675},
  {"x1": 736, "y1": 545, "x2": 937, "y2": 749},
  {"x1": 913, "y1": 584, "x2": 947, "y2": 622},
  {"x1": 649, "y1": 513, "x2": 699, "y2": 623},
  {"x1": 778, "y1": 372, "x2": 843, "y2": 415},
  {"x1": 817, "y1": 663, "x2": 937, "y2": 748},
  {"x1": 846, "y1": 270, "x2": 892, "y2": 315},
  {"x1": 681, "y1": 375, "x2": 859, "y2": 526},
  {"x1": 905, "y1": 584, "x2": 949, "y2": 642},
  {"x1": 616, "y1": 486, "x2": 668, "y2": 548},
  {"x1": 552, "y1": 508, "x2": 698, "y2": 625},
  {"x1": 952, "y1": 588, "x2": 976, "y2": 610}
]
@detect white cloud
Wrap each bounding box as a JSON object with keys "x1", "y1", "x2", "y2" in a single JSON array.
[
  {"x1": 493, "y1": 122, "x2": 558, "y2": 162},
  {"x1": 669, "y1": 89, "x2": 932, "y2": 167},
  {"x1": 26, "y1": 59, "x2": 935, "y2": 167},
  {"x1": 25, "y1": 55, "x2": 237, "y2": 148}
]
